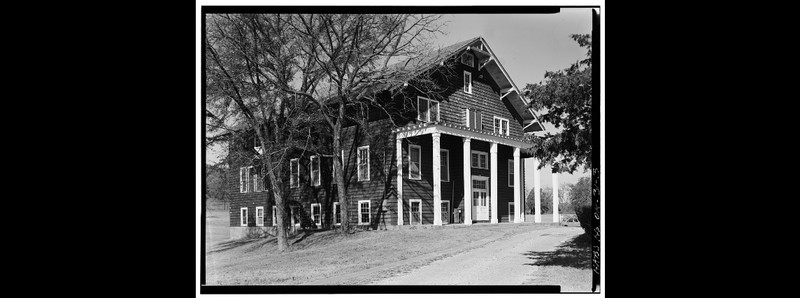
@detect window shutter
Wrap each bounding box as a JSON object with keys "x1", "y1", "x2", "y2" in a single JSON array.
[{"x1": 430, "y1": 101, "x2": 439, "y2": 122}]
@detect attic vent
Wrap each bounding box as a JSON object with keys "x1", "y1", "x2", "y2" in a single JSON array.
[{"x1": 461, "y1": 53, "x2": 474, "y2": 67}]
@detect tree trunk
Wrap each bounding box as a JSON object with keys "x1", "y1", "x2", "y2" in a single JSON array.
[
  {"x1": 263, "y1": 158, "x2": 289, "y2": 252},
  {"x1": 333, "y1": 119, "x2": 350, "y2": 233}
]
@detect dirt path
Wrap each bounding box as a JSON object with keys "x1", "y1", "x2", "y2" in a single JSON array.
[{"x1": 372, "y1": 226, "x2": 584, "y2": 285}]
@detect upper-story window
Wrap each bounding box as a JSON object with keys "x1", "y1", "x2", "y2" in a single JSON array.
[
  {"x1": 493, "y1": 117, "x2": 509, "y2": 136},
  {"x1": 310, "y1": 155, "x2": 320, "y2": 186},
  {"x1": 471, "y1": 151, "x2": 488, "y2": 169},
  {"x1": 466, "y1": 108, "x2": 481, "y2": 129},
  {"x1": 417, "y1": 96, "x2": 439, "y2": 123},
  {"x1": 357, "y1": 146, "x2": 370, "y2": 182},
  {"x1": 239, "y1": 166, "x2": 263, "y2": 193},
  {"x1": 463, "y1": 71, "x2": 472, "y2": 94},
  {"x1": 461, "y1": 52, "x2": 474, "y2": 67},
  {"x1": 290, "y1": 158, "x2": 299, "y2": 188},
  {"x1": 409, "y1": 144, "x2": 422, "y2": 180}
]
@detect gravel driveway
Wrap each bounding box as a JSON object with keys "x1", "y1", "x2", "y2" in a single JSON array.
[{"x1": 372, "y1": 226, "x2": 585, "y2": 285}]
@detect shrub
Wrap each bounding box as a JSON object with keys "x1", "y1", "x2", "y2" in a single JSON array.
[{"x1": 570, "y1": 177, "x2": 592, "y2": 234}]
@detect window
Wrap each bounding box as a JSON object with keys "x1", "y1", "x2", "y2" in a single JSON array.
[
  {"x1": 239, "y1": 167, "x2": 255, "y2": 193},
  {"x1": 509, "y1": 202, "x2": 515, "y2": 222},
  {"x1": 417, "y1": 96, "x2": 439, "y2": 123},
  {"x1": 466, "y1": 108, "x2": 481, "y2": 129},
  {"x1": 239, "y1": 167, "x2": 247, "y2": 193},
  {"x1": 357, "y1": 146, "x2": 370, "y2": 181},
  {"x1": 291, "y1": 206, "x2": 300, "y2": 227},
  {"x1": 290, "y1": 158, "x2": 299, "y2": 188},
  {"x1": 358, "y1": 200, "x2": 371, "y2": 225},
  {"x1": 310, "y1": 155, "x2": 321, "y2": 186},
  {"x1": 463, "y1": 71, "x2": 472, "y2": 94},
  {"x1": 333, "y1": 202, "x2": 341, "y2": 226},
  {"x1": 461, "y1": 52, "x2": 474, "y2": 67},
  {"x1": 272, "y1": 206, "x2": 277, "y2": 226},
  {"x1": 440, "y1": 149, "x2": 449, "y2": 182},
  {"x1": 410, "y1": 199, "x2": 422, "y2": 225},
  {"x1": 508, "y1": 160, "x2": 515, "y2": 187},
  {"x1": 471, "y1": 151, "x2": 488, "y2": 169},
  {"x1": 409, "y1": 144, "x2": 421, "y2": 180},
  {"x1": 311, "y1": 203, "x2": 321, "y2": 226},
  {"x1": 493, "y1": 117, "x2": 509, "y2": 136},
  {"x1": 256, "y1": 206, "x2": 264, "y2": 226},
  {"x1": 240, "y1": 207, "x2": 248, "y2": 226}
]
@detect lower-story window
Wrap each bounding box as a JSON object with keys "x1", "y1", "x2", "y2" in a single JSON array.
[
  {"x1": 256, "y1": 206, "x2": 264, "y2": 226},
  {"x1": 358, "y1": 200, "x2": 371, "y2": 225},
  {"x1": 333, "y1": 202, "x2": 342, "y2": 226},
  {"x1": 311, "y1": 203, "x2": 321, "y2": 226},
  {"x1": 240, "y1": 207, "x2": 248, "y2": 226},
  {"x1": 272, "y1": 206, "x2": 277, "y2": 226}
]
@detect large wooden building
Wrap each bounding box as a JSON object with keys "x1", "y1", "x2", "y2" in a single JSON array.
[{"x1": 227, "y1": 37, "x2": 556, "y2": 239}]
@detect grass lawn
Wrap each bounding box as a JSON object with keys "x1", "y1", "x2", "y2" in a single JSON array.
[{"x1": 204, "y1": 210, "x2": 553, "y2": 285}]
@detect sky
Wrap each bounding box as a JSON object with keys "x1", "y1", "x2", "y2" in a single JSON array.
[
  {"x1": 433, "y1": 11, "x2": 595, "y2": 190},
  {"x1": 204, "y1": 9, "x2": 596, "y2": 190}
]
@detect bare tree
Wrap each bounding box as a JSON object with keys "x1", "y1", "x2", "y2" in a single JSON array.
[
  {"x1": 205, "y1": 14, "x2": 326, "y2": 252},
  {"x1": 282, "y1": 14, "x2": 447, "y2": 233}
]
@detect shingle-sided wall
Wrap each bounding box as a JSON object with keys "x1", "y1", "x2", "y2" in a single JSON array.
[{"x1": 434, "y1": 54, "x2": 526, "y2": 139}]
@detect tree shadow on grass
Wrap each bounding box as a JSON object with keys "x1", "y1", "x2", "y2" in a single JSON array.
[
  {"x1": 209, "y1": 238, "x2": 274, "y2": 254},
  {"x1": 523, "y1": 232, "x2": 591, "y2": 269}
]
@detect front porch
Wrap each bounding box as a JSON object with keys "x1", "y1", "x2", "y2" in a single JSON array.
[{"x1": 393, "y1": 122, "x2": 559, "y2": 227}]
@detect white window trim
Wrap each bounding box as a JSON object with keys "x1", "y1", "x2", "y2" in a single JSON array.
[
  {"x1": 509, "y1": 202, "x2": 515, "y2": 223},
  {"x1": 508, "y1": 159, "x2": 515, "y2": 187},
  {"x1": 272, "y1": 206, "x2": 277, "y2": 226},
  {"x1": 290, "y1": 158, "x2": 299, "y2": 188},
  {"x1": 310, "y1": 155, "x2": 321, "y2": 187},
  {"x1": 471, "y1": 150, "x2": 488, "y2": 169},
  {"x1": 464, "y1": 71, "x2": 472, "y2": 94},
  {"x1": 357, "y1": 146, "x2": 370, "y2": 182},
  {"x1": 465, "y1": 108, "x2": 470, "y2": 127},
  {"x1": 240, "y1": 207, "x2": 248, "y2": 227},
  {"x1": 358, "y1": 200, "x2": 371, "y2": 225},
  {"x1": 333, "y1": 202, "x2": 341, "y2": 226},
  {"x1": 493, "y1": 116, "x2": 510, "y2": 136},
  {"x1": 441, "y1": 149, "x2": 450, "y2": 182},
  {"x1": 461, "y1": 52, "x2": 474, "y2": 67},
  {"x1": 256, "y1": 206, "x2": 265, "y2": 226},
  {"x1": 310, "y1": 203, "x2": 321, "y2": 226},
  {"x1": 408, "y1": 144, "x2": 422, "y2": 180},
  {"x1": 409, "y1": 199, "x2": 422, "y2": 225},
  {"x1": 417, "y1": 96, "x2": 439, "y2": 123}
]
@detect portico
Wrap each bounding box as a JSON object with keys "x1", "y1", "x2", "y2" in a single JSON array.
[{"x1": 393, "y1": 122, "x2": 531, "y2": 226}]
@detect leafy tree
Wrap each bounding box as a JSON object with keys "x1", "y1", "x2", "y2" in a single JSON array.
[
  {"x1": 523, "y1": 34, "x2": 592, "y2": 174},
  {"x1": 570, "y1": 176, "x2": 592, "y2": 234}
]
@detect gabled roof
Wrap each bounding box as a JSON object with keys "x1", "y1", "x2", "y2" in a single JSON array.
[{"x1": 389, "y1": 37, "x2": 545, "y2": 133}]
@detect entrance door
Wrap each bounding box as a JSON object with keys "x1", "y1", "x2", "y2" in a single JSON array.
[
  {"x1": 441, "y1": 201, "x2": 450, "y2": 224},
  {"x1": 472, "y1": 177, "x2": 489, "y2": 221}
]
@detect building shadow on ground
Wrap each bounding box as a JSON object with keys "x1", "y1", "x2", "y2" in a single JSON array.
[{"x1": 522, "y1": 232, "x2": 591, "y2": 269}]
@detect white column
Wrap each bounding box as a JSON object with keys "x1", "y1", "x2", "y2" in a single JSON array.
[
  {"x1": 489, "y1": 142, "x2": 498, "y2": 224},
  {"x1": 432, "y1": 132, "x2": 442, "y2": 226},
  {"x1": 513, "y1": 147, "x2": 522, "y2": 223},
  {"x1": 552, "y1": 172, "x2": 559, "y2": 223},
  {"x1": 534, "y1": 158, "x2": 541, "y2": 223},
  {"x1": 463, "y1": 138, "x2": 472, "y2": 225},
  {"x1": 396, "y1": 138, "x2": 404, "y2": 226}
]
